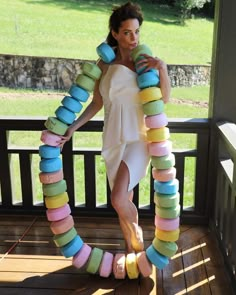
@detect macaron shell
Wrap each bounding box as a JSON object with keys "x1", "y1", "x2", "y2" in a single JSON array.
[
  {"x1": 82, "y1": 62, "x2": 102, "y2": 80},
  {"x1": 151, "y1": 153, "x2": 176, "y2": 170},
  {"x1": 126, "y1": 253, "x2": 139, "y2": 279},
  {"x1": 143, "y1": 100, "x2": 164, "y2": 116},
  {"x1": 147, "y1": 127, "x2": 170, "y2": 142},
  {"x1": 76, "y1": 74, "x2": 95, "y2": 92},
  {"x1": 152, "y1": 167, "x2": 176, "y2": 182},
  {"x1": 155, "y1": 215, "x2": 180, "y2": 231},
  {"x1": 99, "y1": 251, "x2": 114, "y2": 278},
  {"x1": 145, "y1": 113, "x2": 168, "y2": 129},
  {"x1": 44, "y1": 192, "x2": 69, "y2": 209},
  {"x1": 137, "y1": 71, "x2": 160, "y2": 89},
  {"x1": 135, "y1": 55, "x2": 149, "y2": 74},
  {"x1": 50, "y1": 214, "x2": 74, "y2": 235},
  {"x1": 139, "y1": 87, "x2": 161, "y2": 104},
  {"x1": 46, "y1": 203, "x2": 71, "y2": 221},
  {"x1": 131, "y1": 44, "x2": 152, "y2": 62},
  {"x1": 72, "y1": 243, "x2": 92, "y2": 269},
  {"x1": 61, "y1": 96, "x2": 83, "y2": 113},
  {"x1": 154, "y1": 179, "x2": 179, "y2": 195},
  {"x1": 136, "y1": 251, "x2": 153, "y2": 277},
  {"x1": 44, "y1": 116, "x2": 68, "y2": 136},
  {"x1": 68, "y1": 84, "x2": 89, "y2": 102},
  {"x1": 155, "y1": 228, "x2": 180, "y2": 242},
  {"x1": 39, "y1": 145, "x2": 61, "y2": 159},
  {"x1": 40, "y1": 130, "x2": 61, "y2": 147},
  {"x1": 146, "y1": 244, "x2": 169, "y2": 270},
  {"x1": 60, "y1": 235, "x2": 83, "y2": 258},
  {"x1": 152, "y1": 238, "x2": 178, "y2": 258},
  {"x1": 39, "y1": 169, "x2": 64, "y2": 184},
  {"x1": 96, "y1": 42, "x2": 116, "y2": 64},
  {"x1": 39, "y1": 157, "x2": 62, "y2": 173},
  {"x1": 86, "y1": 247, "x2": 104, "y2": 274},
  {"x1": 113, "y1": 253, "x2": 126, "y2": 279},
  {"x1": 55, "y1": 106, "x2": 76, "y2": 125},
  {"x1": 154, "y1": 192, "x2": 180, "y2": 208},
  {"x1": 53, "y1": 227, "x2": 77, "y2": 247},
  {"x1": 155, "y1": 204, "x2": 181, "y2": 219},
  {"x1": 42, "y1": 179, "x2": 67, "y2": 197},
  {"x1": 148, "y1": 141, "x2": 172, "y2": 157}
]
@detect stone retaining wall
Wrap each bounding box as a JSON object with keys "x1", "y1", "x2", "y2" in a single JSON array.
[{"x1": 0, "y1": 54, "x2": 211, "y2": 90}]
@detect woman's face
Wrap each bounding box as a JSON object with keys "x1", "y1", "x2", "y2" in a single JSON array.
[{"x1": 112, "y1": 18, "x2": 140, "y2": 50}]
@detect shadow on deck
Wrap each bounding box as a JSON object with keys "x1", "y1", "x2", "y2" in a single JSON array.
[{"x1": 0, "y1": 215, "x2": 233, "y2": 295}]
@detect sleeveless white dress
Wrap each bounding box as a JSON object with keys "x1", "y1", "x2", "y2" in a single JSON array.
[{"x1": 99, "y1": 64, "x2": 150, "y2": 191}]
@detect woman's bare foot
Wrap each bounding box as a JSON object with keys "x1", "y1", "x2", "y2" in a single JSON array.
[{"x1": 129, "y1": 222, "x2": 144, "y2": 252}]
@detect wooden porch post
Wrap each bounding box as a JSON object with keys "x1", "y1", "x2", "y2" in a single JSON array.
[
  {"x1": 209, "y1": 0, "x2": 236, "y2": 122},
  {"x1": 208, "y1": 0, "x2": 236, "y2": 217}
]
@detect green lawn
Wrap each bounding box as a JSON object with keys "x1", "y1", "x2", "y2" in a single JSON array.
[{"x1": 0, "y1": 0, "x2": 214, "y2": 64}]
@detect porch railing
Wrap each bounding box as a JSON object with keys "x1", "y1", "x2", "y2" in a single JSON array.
[
  {"x1": 213, "y1": 121, "x2": 236, "y2": 287},
  {"x1": 0, "y1": 116, "x2": 210, "y2": 223}
]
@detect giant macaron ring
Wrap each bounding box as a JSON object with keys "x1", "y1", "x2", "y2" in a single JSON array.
[
  {"x1": 132, "y1": 44, "x2": 181, "y2": 270},
  {"x1": 38, "y1": 42, "x2": 180, "y2": 279}
]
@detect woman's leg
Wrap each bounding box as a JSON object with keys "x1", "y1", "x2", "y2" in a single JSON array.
[{"x1": 111, "y1": 161, "x2": 144, "y2": 253}]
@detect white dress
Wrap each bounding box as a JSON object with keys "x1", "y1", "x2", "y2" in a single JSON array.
[{"x1": 99, "y1": 64, "x2": 150, "y2": 191}]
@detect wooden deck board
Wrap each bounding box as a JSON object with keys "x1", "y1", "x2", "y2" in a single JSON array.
[{"x1": 0, "y1": 215, "x2": 234, "y2": 295}]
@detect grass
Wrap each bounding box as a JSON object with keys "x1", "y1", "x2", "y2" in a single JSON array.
[{"x1": 0, "y1": 0, "x2": 214, "y2": 64}]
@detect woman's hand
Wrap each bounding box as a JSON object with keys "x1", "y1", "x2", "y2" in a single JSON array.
[
  {"x1": 57, "y1": 127, "x2": 74, "y2": 150},
  {"x1": 135, "y1": 54, "x2": 167, "y2": 72}
]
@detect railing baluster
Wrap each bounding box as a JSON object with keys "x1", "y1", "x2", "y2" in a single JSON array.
[
  {"x1": 0, "y1": 129, "x2": 13, "y2": 208},
  {"x1": 84, "y1": 152, "x2": 96, "y2": 209},
  {"x1": 19, "y1": 152, "x2": 33, "y2": 208},
  {"x1": 62, "y1": 138, "x2": 75, "y2": 208},
  {"x1": 195, "y1": 131, "x2": 210, "y2": 215}
]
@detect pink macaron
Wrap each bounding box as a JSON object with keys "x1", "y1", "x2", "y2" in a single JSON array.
[
  {"x1": 39, "y1": 169, "x2": 64, "y2": 184},
  {"x1": 145, "y1": 113, "x2": 168, "y2": 129},
  {"x1": 136, "y1": 251, "x2": 153, "y2": 277},
  {"x1": 46, "y1": 203, "x2": 71, "y2": 222},
  {"x1": 155, "y1": 215, "x2": 180, "y2": 231},
  {"x1": 50, "y1": 215, "x2": 74, "y2": 235},
  {"x1": 152, "y1": 167, "x2": 176, "y2": 182},
  {"x1": 72, "y1": 243, "x2": 92, "y2": 269},
  {"x1": 148, "y1": 140, "x2": 172, "y2": 157},
  {"x1": 40, "y1": 130, "x2": 61, "y2": 147},
  {"x1": 113, "y1": 253, "x2": 126, "y2": 279},
  {"x1": 99, "y1": 251, "x2": 114, "y2": 278}
]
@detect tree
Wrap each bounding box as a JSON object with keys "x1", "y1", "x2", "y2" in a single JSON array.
[{"x1": 175, "y1": 0, "x2": 211, "y2": 23}]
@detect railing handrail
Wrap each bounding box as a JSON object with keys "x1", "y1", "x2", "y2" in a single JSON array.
[{"x1": 0, "y1": 115, "x2": 209, "y2": 130}]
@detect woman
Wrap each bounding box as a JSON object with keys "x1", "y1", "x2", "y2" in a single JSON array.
[{"x1": 59, "y1": 2, "x2": 171, "y2": 253}]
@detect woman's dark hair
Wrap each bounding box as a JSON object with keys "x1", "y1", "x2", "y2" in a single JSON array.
[{"x1": 106, "y1": 2, "x2": 143, "y2": 47}]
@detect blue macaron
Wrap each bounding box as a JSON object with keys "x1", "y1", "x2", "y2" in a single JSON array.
[
  {"x1": 137, "y1": 71, "x2": 160, "y2": 89},
  {"x1": 62, "y1": 96, "x2": 83, "y2": 113},
  {"x1": 146, "y1": 244, "x2": 169, "y2": 270},
  {"x1": 154, "y1": 179, "x2": 179, "y2": 195},
  {"x1": 61, "y1": 235, "x2": 84, "y2": 258},
  {"x1": 69, "y1": 84, "x2": 89, "y2": 102},
  {"x1": 96, "y1": 42, "x2": 116, "y2": 64},
  {"x1": 39, "y1": 145, "x2": 61, "y2": 159},
  {"x1": 55, "y1": 106, "x2": 76, "y2": 125},
  {"x1": 39, "y1": 157, "x2": 62, "y2": 173}
]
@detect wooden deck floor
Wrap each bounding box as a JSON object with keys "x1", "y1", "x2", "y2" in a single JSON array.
[{"x1": 0, "y1": 215, "x2": 234, "y2": 295}]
